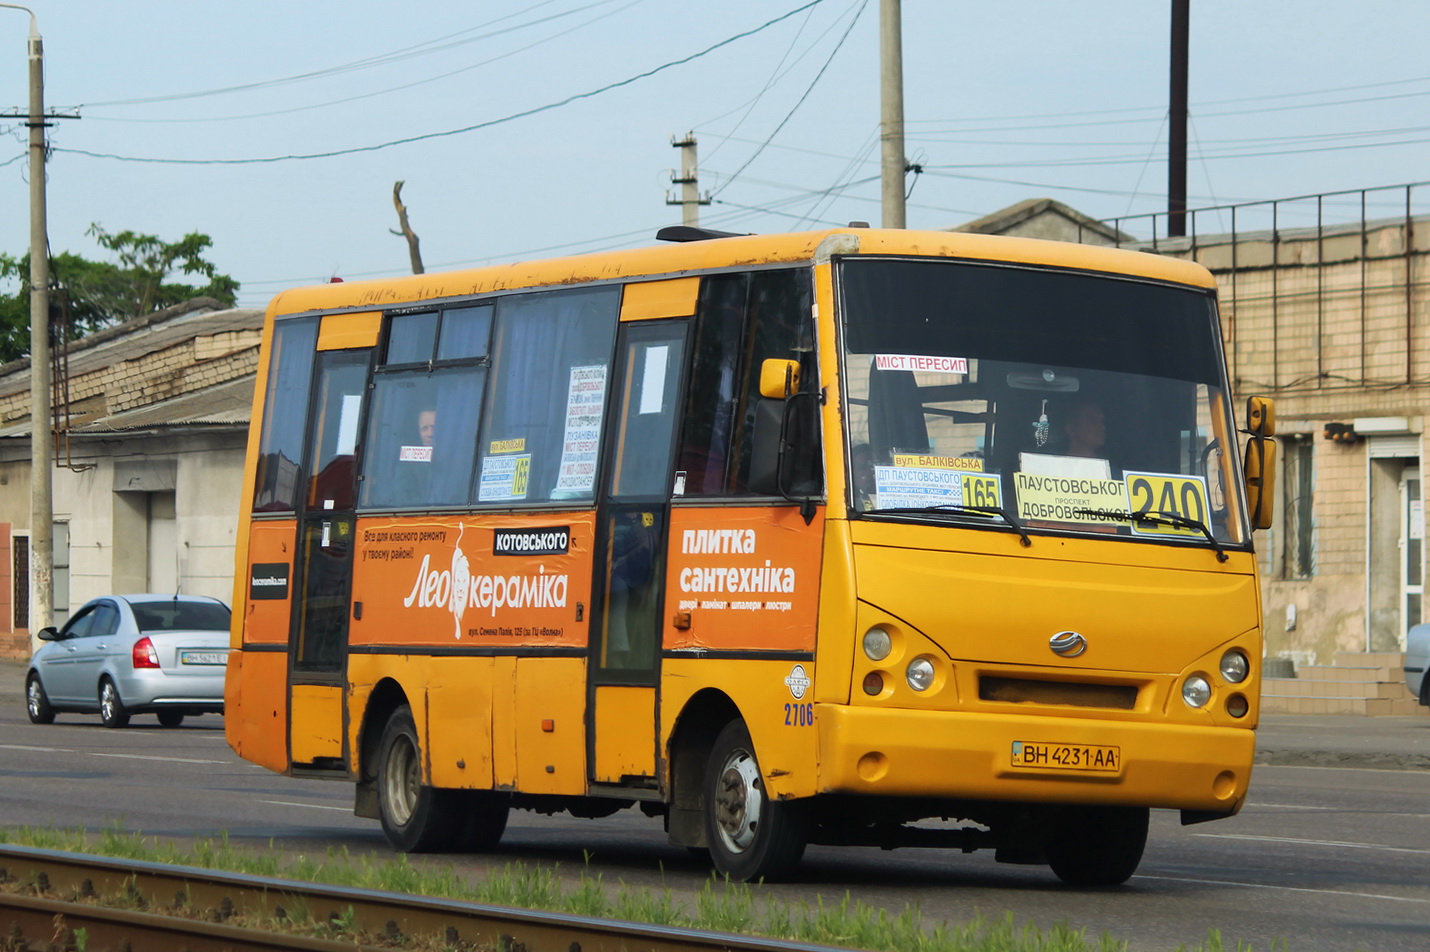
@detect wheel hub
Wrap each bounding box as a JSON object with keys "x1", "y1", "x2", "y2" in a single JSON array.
[{"x1": 713, "y1": 749, "x2": 762, "y2": 853}]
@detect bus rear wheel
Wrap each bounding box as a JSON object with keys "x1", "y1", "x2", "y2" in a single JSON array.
[
  {"x1": 703, "y1": 719, "x2": 807, "y2": 882},
  {"x1": 1043, "y1": 805, "x2": 1148, "y2": 887},
  {"x1": 376, "y1": 705, "x2": 464, "y2": 852}
]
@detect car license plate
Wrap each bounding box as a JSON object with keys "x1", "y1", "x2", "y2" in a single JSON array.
[
  {"x1": 180, "y1": 650, "x2": 227, "y2": 666},
  {"x1": 1011, "y1": 740, "x2": 1121, "y2": 772}
]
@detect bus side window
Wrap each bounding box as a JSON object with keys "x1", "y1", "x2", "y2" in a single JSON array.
[
  {"x1": 253, "y1": 317, "x2": 320, "y2": 512},
  {"x1": 675, "y1": 270, "x2": 819, "y2": 496},
  {"x1": 476, "y1": 287, "x2": 620, "y2": 505}
]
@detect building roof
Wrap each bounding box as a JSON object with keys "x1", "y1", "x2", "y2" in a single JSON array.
[
  {"x1": 0, "y1": 299, "x2": 263, "y2": 440},
  {"x1": 950, "y1": 198, "x2": 1133, "y2": 245}
]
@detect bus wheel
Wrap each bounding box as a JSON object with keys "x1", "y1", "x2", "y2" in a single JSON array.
[
  {"x1": 704, "y1": 719, "x2": 807, "y2": 882},
  {"x1": 454, "y1": 791, "x2": 510, "y2": 852},
  {"x1": 376, "y1": 705, "x2": 458, "y2": 852},
  {"x1": 1044, "y1": 805, "x2": 1148, "y2": 887}
]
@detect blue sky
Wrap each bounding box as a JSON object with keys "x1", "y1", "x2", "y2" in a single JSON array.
[{"x1": 3, "y1": 0, "x2": 1428, "y2": 308}]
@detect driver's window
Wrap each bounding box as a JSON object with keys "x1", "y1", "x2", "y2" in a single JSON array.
[
  {"x1": 90, "y1": 603, "x2": 120, "y2": 637},
  {"x1": 60, "y1": 605, "x2": 96, "y2": 639}
]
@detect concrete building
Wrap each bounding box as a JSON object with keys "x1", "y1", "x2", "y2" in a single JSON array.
[{"x1": 0, "y1": 299, "x2": 263, "y2": 657}]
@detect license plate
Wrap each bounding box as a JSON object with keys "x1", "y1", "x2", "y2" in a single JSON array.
[
  {"x1": 1011, "y1": 740, "x2": 1121, "y2": 772},
  {"x1": 180, "y1": 650, "x2": 227, "y2": 666}
]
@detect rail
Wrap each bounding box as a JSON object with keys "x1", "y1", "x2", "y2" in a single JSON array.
[{"x1": 0, "y1": 844, "x2": 835, "y2": 952}]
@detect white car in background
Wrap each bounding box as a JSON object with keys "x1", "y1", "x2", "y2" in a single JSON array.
[
  {"x1": 26, "y1": 594, "x2": 231, "y2": 728},
  {"x1": 1407, "y1": 623, "x2": 1430, "y2": 708}
]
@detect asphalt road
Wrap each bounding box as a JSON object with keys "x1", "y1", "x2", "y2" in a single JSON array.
[{"x1": 1, "y1": 668, "x2": 1428, "y2": 951}]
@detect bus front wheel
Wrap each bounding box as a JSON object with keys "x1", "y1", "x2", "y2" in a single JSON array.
[
  {"x1": 377, "y1": 705, "x2": 460, "y2": 852},
  {"x1": 703, "y1": 719, "x2": 807, "y2": 882},
  {"x1": 1044, "y1": 805, "x2": 1148, "y2": 887}
]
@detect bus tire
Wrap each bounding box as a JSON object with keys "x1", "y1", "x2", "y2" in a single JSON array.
[
  {"x1": 703, "y1": 719, "x2": 807, "y2": 882},
  {"x1": 454, "y1": 791, "x2": 510, "y2": 852},
  {"x1": 1044, "y1": 805, "x2": 1148, "y2": 887},
  {"x1": 376, "y1": 705, "x2": 459, "y2": 852}
]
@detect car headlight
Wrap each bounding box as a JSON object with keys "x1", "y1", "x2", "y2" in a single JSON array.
[
  {"x1": 1219, "y1": 650, "x2": 1249, "y2": 684},
  {"x1": 906, "y1": 657, "x2": 935, "y2": 692},
  {"x1": 1182, "y1": 674, "x2": 1212, "y2": 708},
  {"x1": 863, "y1": 627, "x2": 892, "y2": 662}
]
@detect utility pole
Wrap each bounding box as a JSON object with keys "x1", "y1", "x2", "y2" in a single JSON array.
[
  {"x1": 879, "y1": 0, "x2": 906, "y2": 228},
  {"x1": 1168, "y1": 0, "x2": 1189, "y2": 238},
  {"x1": 665, "y1": 133, "x2": 709, "y2": 226},
  {"x1": 2, "y1": 3, "x2": 52, "y2": 638}
]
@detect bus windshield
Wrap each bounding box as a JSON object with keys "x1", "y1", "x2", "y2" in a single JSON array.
[{"x1": 839, "y1": 257, "x2": 1248, "y2": 547}]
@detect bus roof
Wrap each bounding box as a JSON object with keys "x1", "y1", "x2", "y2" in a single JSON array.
[{"x1": 267, "y1": 227, "x2": 1218, "y2": 318}]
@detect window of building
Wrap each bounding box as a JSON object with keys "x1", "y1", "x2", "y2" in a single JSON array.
[
  {"x1": 476, "y1": 287, "x2": 620, "y2": 504},
  {"x1": 1281, "y1": 435, "x2": 1314, "y2": 579},
  {"x1": 674, "y1": 269, "x2": 818, "y2": 496}
]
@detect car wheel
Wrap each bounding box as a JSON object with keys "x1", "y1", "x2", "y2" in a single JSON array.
[
  {"x1": 26, "y1": 674, "x2": 55, "y2": 725},
  {"x1": 375, "y1": 705, "x2": 465, "y2": 852},
  {"x1": 157, "y1": 711, "x2": 185, "y2": 728},
  {"x1": 703, "y1": 719, "x2": 807, "y2": 882},
  {"x1": 99, "y1": 678, "x2": 131, "y2": 729},
  {"x1": 1044, "y1": 805, "x2": 1148, "y2": 887}
]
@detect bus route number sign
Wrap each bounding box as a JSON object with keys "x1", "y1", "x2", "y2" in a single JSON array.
[
  {"x1": 1124, "y1": 472, "x2": 1210, "y2": 537},
  {"x1": 961, "y1": 473, "x2": 1001, "y2": 509}
]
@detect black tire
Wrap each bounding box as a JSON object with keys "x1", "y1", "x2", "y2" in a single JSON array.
[
  {"x1": 26, "y1": 674, "x2": 55, "y2": 725},
  {"x1": 1044, "y1": 805, "x2": 1148, "y2": 887},
  {"x1": 703, "y1": 719, "x2": 807, "y2": 882},
  {"x1": 453, "y1": 791, "x2": 510, "y2": 852},
  {"x1": 99, "y1": 678, "x2": 131, "y2": 729},
  {"x1": 375, "y1": 705, "x2": 470, "y2": 852},
  {"x1": 157, "y1": 711, "x2": 185, "y2": 728}
]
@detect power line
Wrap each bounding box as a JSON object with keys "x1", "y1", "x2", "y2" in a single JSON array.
[{"x1": 51, "y1": 0, "x2": 826, "y2": 166}]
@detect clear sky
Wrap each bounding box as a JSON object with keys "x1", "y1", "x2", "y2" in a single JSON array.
[{"x1": 3, "y1": 0, "x2": 1428, "y2": 309}]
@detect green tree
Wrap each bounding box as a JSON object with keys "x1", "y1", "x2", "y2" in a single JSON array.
[{"x1": 0, "y1": 225, "x2": 239, "y2": 363}]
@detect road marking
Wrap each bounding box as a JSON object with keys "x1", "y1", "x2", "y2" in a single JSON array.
[
  {"x1": 1191, "y1": 832, "x2": 1428, "y2": 855},
  {"x1": 257, "y1": 799, "x2": 350, "y2": 813},
  {"x1": 0, "y1": 744, "x2": 75, "y2": 753},
  {"x1": 90, "y1": 753, "x2": 231, "y2": 765},
  {"x1": 1137, "y1": 873, "x2": 1430, "y2": 904},
  {"x1": 1247, "y1": 802, "x2": 1337, "y2": 811}
]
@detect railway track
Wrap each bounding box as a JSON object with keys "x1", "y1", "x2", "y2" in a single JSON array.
[{"x1": 0, "y1": 844, "x2": 833, "y2": 952}]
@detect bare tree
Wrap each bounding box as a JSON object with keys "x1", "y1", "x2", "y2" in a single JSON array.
[{"x1": 390, "y1": 181, "x2": 425, "y2": 275}]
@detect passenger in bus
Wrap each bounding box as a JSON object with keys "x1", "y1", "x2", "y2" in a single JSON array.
[
  {"x1": 417, "y1": 407, "x2": 436, "y2": 447},
  {"x1": 850, "y1": 443, "x2": 878, "y2": 510}
]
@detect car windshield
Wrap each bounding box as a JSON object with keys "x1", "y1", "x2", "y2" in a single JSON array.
[
  {"x1": 131, "y1": 601, "x2": 231, "y2": 632},
  {"x1": 839, "y1": 257, "x2": 1249, "y2": 548}
]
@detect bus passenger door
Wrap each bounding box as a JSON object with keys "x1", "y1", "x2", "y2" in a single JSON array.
[
  {"x1": 588, "y1": 321, "x2": 688, "y2": 787},
  {"x1": 288, "y1": 349, "x2": 368, "y2": 769}
]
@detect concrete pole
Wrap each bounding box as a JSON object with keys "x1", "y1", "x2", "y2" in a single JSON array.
[
  {"x1": 3, "y1": 4, "x2": 52, "y2": 636},
  {"x1": 879, "y1": 0, "x2": 906, "y2": 228},
  {"x1": 668, "y1": 133, "x2": 702, "y2": 226}
]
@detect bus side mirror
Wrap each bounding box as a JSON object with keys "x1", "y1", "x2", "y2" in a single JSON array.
[
  {"x1": 1243, "y1": 432, "x2": 1277, "y2": 531},
  {"x1": 1246, "y1": 395, "x2": 1275, "y2": 437},
  {"x1": 760, "y1": 359, "x2": 800, "y2": 399}
]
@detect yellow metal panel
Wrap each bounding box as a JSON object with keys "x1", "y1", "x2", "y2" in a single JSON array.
[
  {"x1": 514, "y1": 658, "x2": 588, "y2": 794},
  {"x1": 290, "y1": 683, "x2": 343, "y2": 763},
  {"x1": 317, "y1": 310, "x2": 381, "y2": 350},
  {"x1": 619, "y1": 277, "x2": 700, "y2": 321},
  {"x1": 224, "y1": 650, "x2": 290, "y2": 773},
  {"x1": 427, "y1": 657, "x2": 496, "y2": 789},
  {"x1": 593, "y1": 686, "x2": 656, "y2": 782},
  {"x1": 491, "y1": 656, "x2": 519, "y2": 789}
]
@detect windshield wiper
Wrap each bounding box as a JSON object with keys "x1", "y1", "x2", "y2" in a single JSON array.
[
  {"x1": 866, "y1": 504, "x2": 1032, "y2": 548},
  {"x1": 1075, "y1": 508, "x2": 1228, "y2": 563}
]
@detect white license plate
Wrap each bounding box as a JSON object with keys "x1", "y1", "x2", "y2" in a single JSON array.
[
  {"x1": 180, "y1": 650, "x2": 227, "y2": 666},
  {"x1": 1011, "y1": 740, "x2": 1121, "y2": 773}
]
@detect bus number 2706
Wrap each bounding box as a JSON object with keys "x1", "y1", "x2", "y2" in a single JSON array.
[{"x1": 784, "y1": 702, "x2": 814, "y2": 727}]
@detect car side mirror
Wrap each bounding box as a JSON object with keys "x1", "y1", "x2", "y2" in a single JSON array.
[{"x1": 37, "y1": 627, "x2": 59, "y2": 642}]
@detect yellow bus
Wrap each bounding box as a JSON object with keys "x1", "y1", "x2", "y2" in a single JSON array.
[{"x1": 226, "y1": 225, "x2": 1276, "y2": 886}]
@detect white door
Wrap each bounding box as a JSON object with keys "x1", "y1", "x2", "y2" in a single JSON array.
[{"x1": 147, "y1": 492, "x2": 178, "y2": 594}]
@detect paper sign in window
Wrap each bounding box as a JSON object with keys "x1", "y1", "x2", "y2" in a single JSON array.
[{"x1": 639, "y1": 345, "x2": 669, "y2": 415}]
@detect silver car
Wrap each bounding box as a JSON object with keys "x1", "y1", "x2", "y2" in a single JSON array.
[
  {"x1": 26, "y1": 594, "x2": 231, "y2": 728},
  {"x1": 1408, "y1": 623, "x2": 1430, "y2": 708}
]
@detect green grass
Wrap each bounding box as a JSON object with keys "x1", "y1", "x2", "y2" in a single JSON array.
[{"x1": 0, "y1": 825, "x2": 1271, "y2": 952}]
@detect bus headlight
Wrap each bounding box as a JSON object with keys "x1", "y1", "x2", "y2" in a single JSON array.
[
  {"x1": 863, "y1": 627, "x2": 892, "y2": 662},
  {"x1": 1220, "y1": 650, "x2": 1250, "y2": 684},
  {"x1": 906, "y1": 657, "x2": 935, "y2": 692},
  {"x1": 1182, "y1": 674, "x2": 1212, "y2": 708}
]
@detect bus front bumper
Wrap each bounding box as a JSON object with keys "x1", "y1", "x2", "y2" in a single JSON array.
[{"x1": 817, "y1": 704, "x2": 1254, "y2": 815}]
